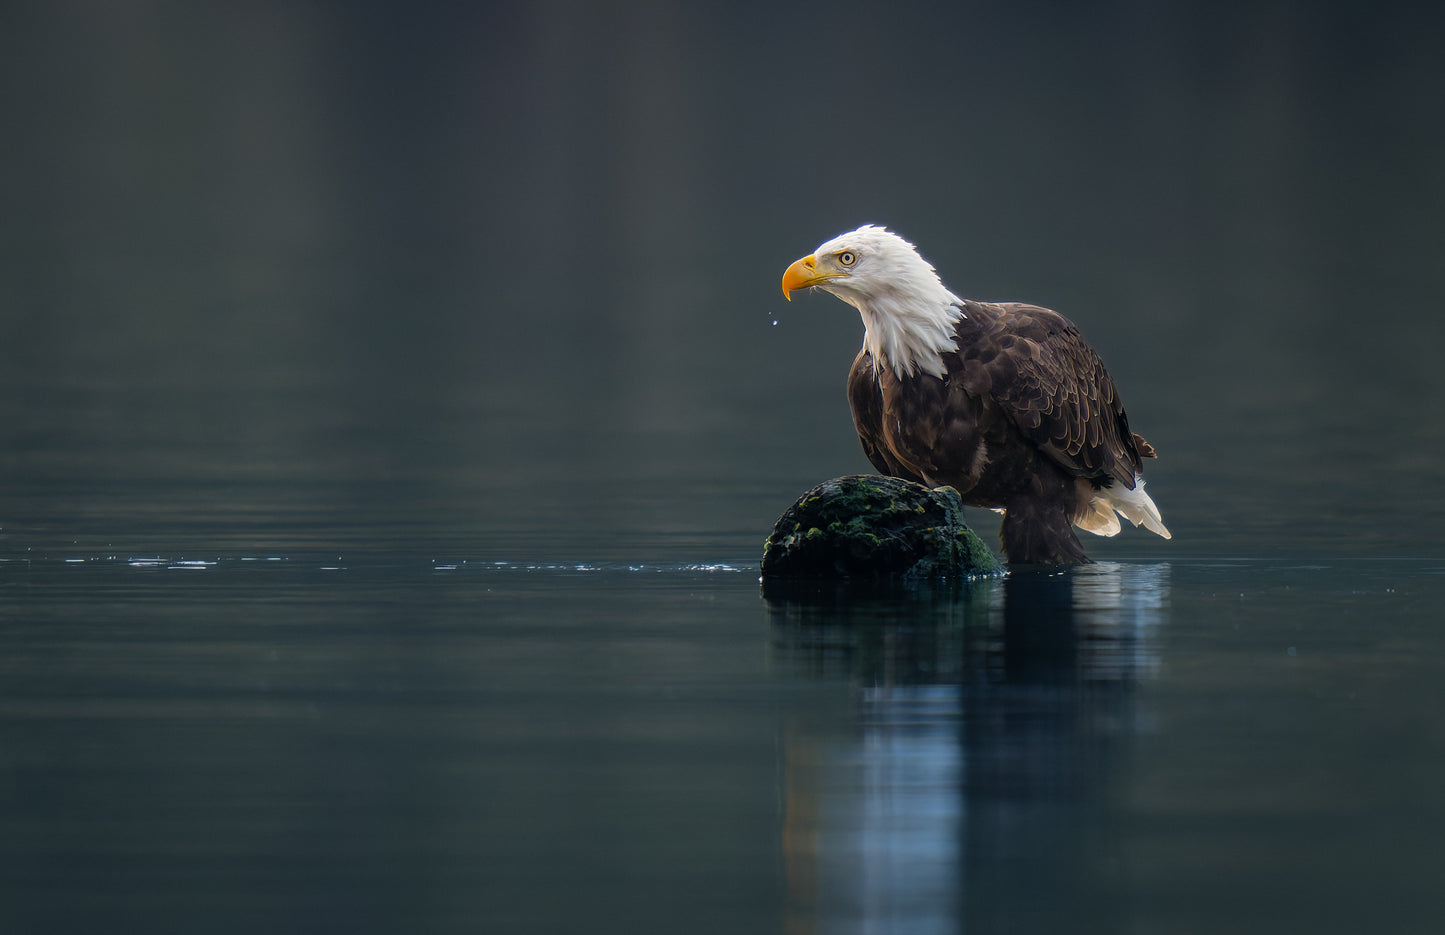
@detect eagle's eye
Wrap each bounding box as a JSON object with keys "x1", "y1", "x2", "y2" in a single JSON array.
[{"x1": 837, "y1": 251, "x2": 857, "y2": 267}]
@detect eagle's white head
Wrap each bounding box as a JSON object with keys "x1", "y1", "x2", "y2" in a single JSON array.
[{"x1": 782, "y1": 225, "x2": 964, "y2": 379}]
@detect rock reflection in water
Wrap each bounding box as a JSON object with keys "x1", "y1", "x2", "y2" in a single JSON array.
[{"x1": 764, "y1": 563, "x2": 1170, "y2": 934}]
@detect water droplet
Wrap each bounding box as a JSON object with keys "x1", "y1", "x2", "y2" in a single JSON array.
[{"x1": 771, "y1": 319, "x2": 778, "y2": 327}]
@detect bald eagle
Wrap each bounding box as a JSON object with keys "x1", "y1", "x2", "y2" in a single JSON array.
[{"x1": 782, "y1": 225, "x2": 1169, "y2": 564}]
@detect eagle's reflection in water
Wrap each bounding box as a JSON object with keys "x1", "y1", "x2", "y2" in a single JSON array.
[{"x1": 764, "y1": 563, "x2": 1170, "y2": 935}]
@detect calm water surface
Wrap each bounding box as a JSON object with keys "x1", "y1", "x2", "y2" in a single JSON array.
[{"x1": 3, "y1": 552, "x2": 1444, "y2": 933}]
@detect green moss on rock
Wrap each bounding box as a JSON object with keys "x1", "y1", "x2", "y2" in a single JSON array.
[{"x1": 761, "y1": 475, "x2": 1002, "y2": 579}]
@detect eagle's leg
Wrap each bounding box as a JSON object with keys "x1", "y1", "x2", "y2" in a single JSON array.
[
  {"x1": 997, "y1": 474, "x2": 1092, "y2": 564},
  {"x1": 999, "y1": 506, "x2": 1090, "y2": 564}
]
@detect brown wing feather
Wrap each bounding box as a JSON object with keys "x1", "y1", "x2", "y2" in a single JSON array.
[
  {"x1": 847, "y1": 349, "x2": 926, "y2": 483},
  {"x1": 955, "y1": 301, "x2": 1149, "y2": 488}
]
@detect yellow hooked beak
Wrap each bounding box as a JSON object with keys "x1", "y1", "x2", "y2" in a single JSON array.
[{"x1": 781, "y1": 254, "x2": 845, "y2": 300}]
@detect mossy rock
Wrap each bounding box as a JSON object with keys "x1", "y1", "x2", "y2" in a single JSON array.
[{"x1": 761, "y1": 475, "x2": 1002, "y2": 579}]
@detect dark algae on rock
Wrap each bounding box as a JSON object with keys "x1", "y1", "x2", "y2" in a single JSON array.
[{"x1": 761, "y1": 475, "x2": 1002, "y2": 579}]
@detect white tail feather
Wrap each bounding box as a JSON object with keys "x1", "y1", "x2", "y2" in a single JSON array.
[
  {"x1": 1075, "y1": 498, "x2": 1122, "y2": 537},
  {"x1": 1076, "y1": 477, "x2": 1171, "y2": 540}
]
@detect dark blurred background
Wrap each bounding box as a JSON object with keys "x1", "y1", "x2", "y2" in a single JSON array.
[{"x1": 3, "y1": 0, "x2": 1443, "y2": 561}]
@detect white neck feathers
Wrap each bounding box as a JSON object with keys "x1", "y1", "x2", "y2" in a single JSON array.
[{"x1": 850, "y1": 285, "x2": 964, "y2": 380}]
